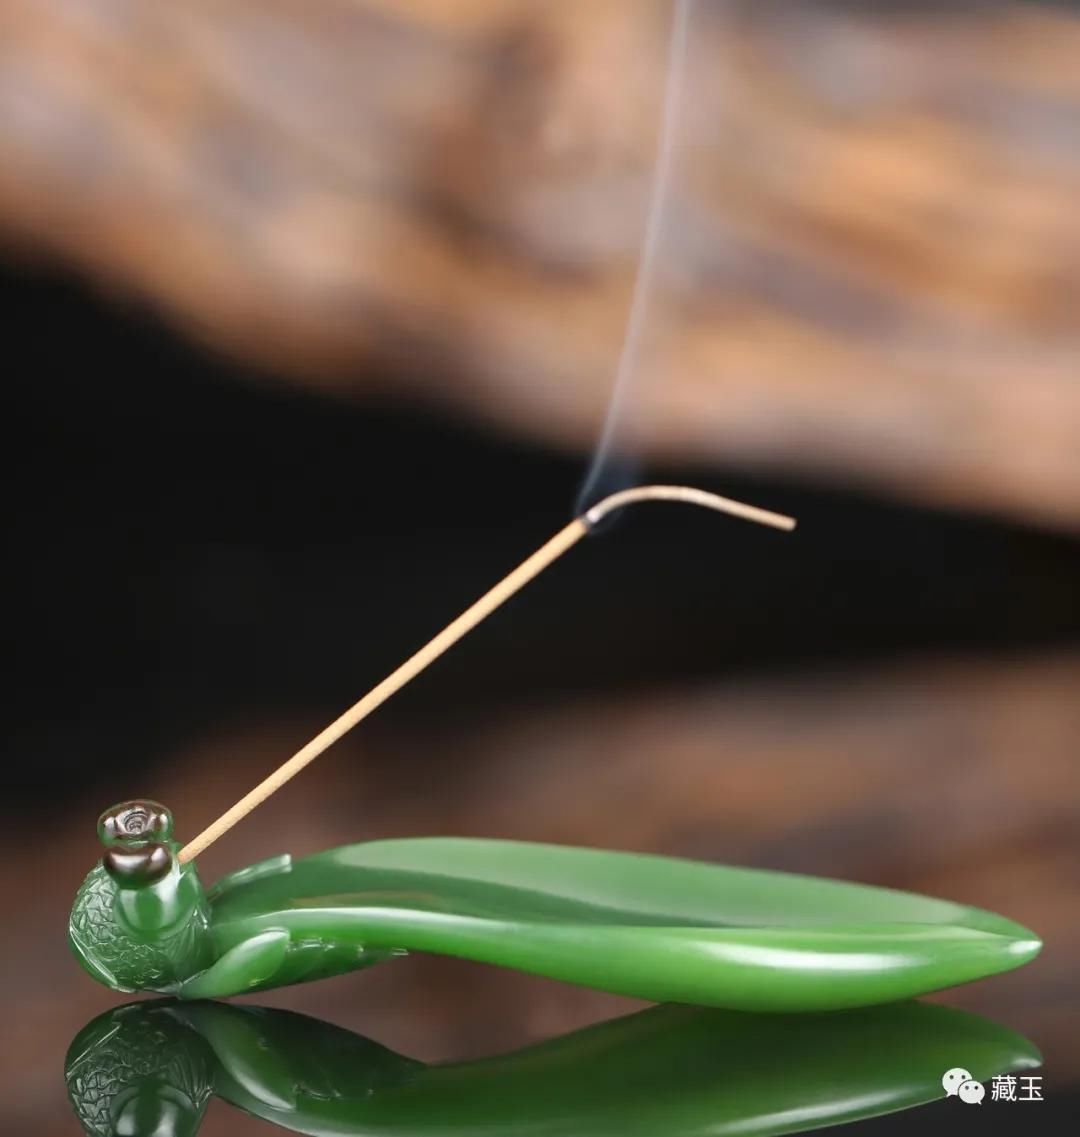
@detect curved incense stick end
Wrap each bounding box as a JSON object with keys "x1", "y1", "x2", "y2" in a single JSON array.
[{"x1": 582, "y1": 485, "x2": 796, "y2": 532}]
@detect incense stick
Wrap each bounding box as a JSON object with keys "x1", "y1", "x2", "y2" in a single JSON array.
[{"x1": 178, "y1": 485, "x2": 794, "y2": 863}]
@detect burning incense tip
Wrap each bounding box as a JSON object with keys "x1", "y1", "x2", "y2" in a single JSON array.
[{"x1": 178, "y1": 484, "x2": 794, "y2": 863}]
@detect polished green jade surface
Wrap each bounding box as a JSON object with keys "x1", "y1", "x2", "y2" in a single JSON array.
[
  {"x1": 70, "y1": 804, "x2": 1041, "y2": 1010},
  {"x1": 66, "y1": 997, "x2": 1040, "y2": 1137}
]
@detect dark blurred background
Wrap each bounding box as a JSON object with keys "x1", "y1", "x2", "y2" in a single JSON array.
[{"x1": 1, "y1": 1, "x2": 1078, "y2": 1134}]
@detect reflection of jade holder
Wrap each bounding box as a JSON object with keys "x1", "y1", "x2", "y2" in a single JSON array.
[
  {"x1": 67, "y1": 489, "x2": 1040, "y2": 1007},
  {"x1": 66, "y1": 998, "x2": 1040, "y2": 1137}
]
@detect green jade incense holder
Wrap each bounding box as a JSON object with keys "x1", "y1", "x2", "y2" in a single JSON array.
[
  {"x1": 67, "y1": 492, "x2": 1040, "y2": 1010},
  {"x1": 69, "y1": 801, "x2": 1040, "y2": 1009},
  {"x1": 66, "y1": 996, "x2": 1040, "y2": 1137}
]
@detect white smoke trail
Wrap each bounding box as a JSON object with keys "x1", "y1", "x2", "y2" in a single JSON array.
[{"x1": 576, "y1": 0, "x2": 693, "y2": 514}]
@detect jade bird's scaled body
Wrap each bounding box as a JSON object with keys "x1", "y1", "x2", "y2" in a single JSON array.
[{"x1": 69, "y1": 801, "x2": 1041, "y2": 1009}]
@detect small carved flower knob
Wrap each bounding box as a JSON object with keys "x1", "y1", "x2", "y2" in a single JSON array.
[{"x1": 98, "y1": 801, "x2": 174, "y2": 847}]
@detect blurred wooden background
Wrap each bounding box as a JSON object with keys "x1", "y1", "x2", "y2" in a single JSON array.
[
  {"x1": 1, "y1": 0, "x2": 1078, "y2": 525},
  {"x1": 1, "y1": 3, "x2": 1079, "y2": 1133}
]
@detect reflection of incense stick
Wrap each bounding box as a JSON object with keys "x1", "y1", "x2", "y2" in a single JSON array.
[{"x1": 179, "y1": 485, "x2": 795, "y2": 863}]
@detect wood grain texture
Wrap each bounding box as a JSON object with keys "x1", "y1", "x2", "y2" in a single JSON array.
[{"x1": 1, "y1": 1, "x2": 1079, "y2": 526}]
